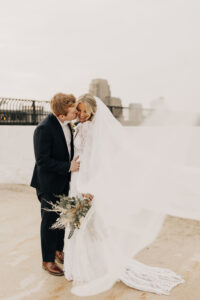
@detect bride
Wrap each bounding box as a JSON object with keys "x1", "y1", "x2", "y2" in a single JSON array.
[{"x1": 63, "y1": 93, "x2": 199, "y2": 296}]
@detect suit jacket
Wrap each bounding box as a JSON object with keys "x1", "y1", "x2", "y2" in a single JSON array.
[{"x1": 30, "y1": 113, "x2": 74, "y2": 194}]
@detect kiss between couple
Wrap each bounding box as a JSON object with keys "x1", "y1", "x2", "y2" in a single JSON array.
[{"x1": 31, "y1": 93, "x2": 185, "y2": 297}]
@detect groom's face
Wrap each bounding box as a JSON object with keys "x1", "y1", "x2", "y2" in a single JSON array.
[{"x1": 63, "y1": 105, "x2": 77, "y2": 121}]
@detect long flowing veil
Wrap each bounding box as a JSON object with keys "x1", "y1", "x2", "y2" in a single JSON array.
[{"x1": 70, "y1": 97, "x2": 200, "y2": 296}]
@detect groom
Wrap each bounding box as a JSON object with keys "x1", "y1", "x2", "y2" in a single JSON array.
[{"x1": 31, "y1": 93, "x2": 79, "y2": 276}]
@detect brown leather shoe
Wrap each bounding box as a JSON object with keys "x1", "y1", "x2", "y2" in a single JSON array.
[
  {"x1": 42, "y1": 262, "x2": 64, "y2": 276},
  {"x1": 55, "y1": 251, "x2": 64, "y2": 264}
]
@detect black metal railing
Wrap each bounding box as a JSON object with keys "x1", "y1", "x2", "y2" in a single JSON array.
[
  {"x1": 0, "y1": 97, "x2": 50, "y2": 125},
  {"x1": 0, "y1": 97, "x2": 133, "y2": 126},
  {"x1": 0, "y1": 97, "x2": 153, "y2": 126}
]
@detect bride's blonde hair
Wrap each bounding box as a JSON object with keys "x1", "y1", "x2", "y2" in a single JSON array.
[{"x1": 76, "y1": 93, "x2": 97, "y2": 121}]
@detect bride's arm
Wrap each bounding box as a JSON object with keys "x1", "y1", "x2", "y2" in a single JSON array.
[
  {"x1": 75, "y1": 121, "x2": 91, "y2": 150},
  {"x1": 76, "y1": 122, "x2": 93, "y2": 200}
]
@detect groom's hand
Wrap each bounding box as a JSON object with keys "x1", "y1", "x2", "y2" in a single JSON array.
[{"x1": 70, "y1": 156, "x2": 80, "y2": 172}]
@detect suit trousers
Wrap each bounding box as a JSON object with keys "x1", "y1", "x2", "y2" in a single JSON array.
[{"x1": 37, "y1": 189, "x2": 68, "y2": 262}]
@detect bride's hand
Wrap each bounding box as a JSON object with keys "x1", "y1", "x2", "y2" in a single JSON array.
[{"x1": 82, "y1": 193, "x2": 93, "y2": 201}]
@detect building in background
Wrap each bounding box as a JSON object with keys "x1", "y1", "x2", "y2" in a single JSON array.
[
  {"x1": 89, "y1": 78, "x2": 153, "y2": 125},
  {"x1": 89, "y1": 79, "x2": 111, "y2": 103},
  {"x1": 89, "y1": 78, "x2": 124, "y2": 121}
]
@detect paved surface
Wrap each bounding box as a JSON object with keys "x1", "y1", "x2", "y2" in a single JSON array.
[{"x1": 1, "y1": 184, "x2": 200, "y2": 300}]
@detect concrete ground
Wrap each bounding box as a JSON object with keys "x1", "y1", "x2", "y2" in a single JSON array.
[{"x1": 1, "y1": 184, "x2": 200, "y2": 300}]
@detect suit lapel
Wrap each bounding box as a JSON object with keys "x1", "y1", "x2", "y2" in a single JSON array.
[{"x1": 48, "y1": 114, "x2": 70, "y2": 158}]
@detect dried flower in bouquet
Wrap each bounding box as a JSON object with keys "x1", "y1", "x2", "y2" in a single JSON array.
[{"x1": 43, "y1": 195, "x2": 92, "y2": 239}]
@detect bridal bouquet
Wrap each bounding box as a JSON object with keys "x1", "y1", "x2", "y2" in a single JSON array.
[{"x1": 44, "y1": 195, "x2": 92, "y2": 239}]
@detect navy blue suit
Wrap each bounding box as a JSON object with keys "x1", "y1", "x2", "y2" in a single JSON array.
[{"x1": 31, "y1": 113, "x2": 74, "y2": 261}]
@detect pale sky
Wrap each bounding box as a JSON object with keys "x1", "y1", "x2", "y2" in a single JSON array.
[{"x1": 0, "y1": 0, "x2": 200, "y2": 111}]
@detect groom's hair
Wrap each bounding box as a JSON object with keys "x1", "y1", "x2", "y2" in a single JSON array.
[{"x1": 50, "y1": 93, "x2": 76, "y2": 116}]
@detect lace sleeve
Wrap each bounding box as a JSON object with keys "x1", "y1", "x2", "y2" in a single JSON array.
[{"x1": 74, "y1": 121, "x2": 91, "y2": 152}]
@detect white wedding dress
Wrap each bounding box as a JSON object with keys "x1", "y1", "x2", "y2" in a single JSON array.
[{"x1": 64, "y1": 119, "x2": 184, "y2": 296}]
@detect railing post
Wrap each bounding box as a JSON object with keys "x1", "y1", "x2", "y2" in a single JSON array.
[{"x1": 32, "y1": 101, "x2": 36, "y2": 124}]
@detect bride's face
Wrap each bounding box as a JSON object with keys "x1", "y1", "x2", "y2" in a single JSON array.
[{"x1": 77, "y1": 102, "x2": 91, "y2": 123}]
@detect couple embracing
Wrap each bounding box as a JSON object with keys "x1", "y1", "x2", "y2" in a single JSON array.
[{"x1": 31, "y1": 93, "x2": 184, "y2": 297}]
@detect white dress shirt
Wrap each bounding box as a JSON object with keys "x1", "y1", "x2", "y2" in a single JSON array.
[{"x1": 57, "y1": 118, "x2": 71, "y2": 158}]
